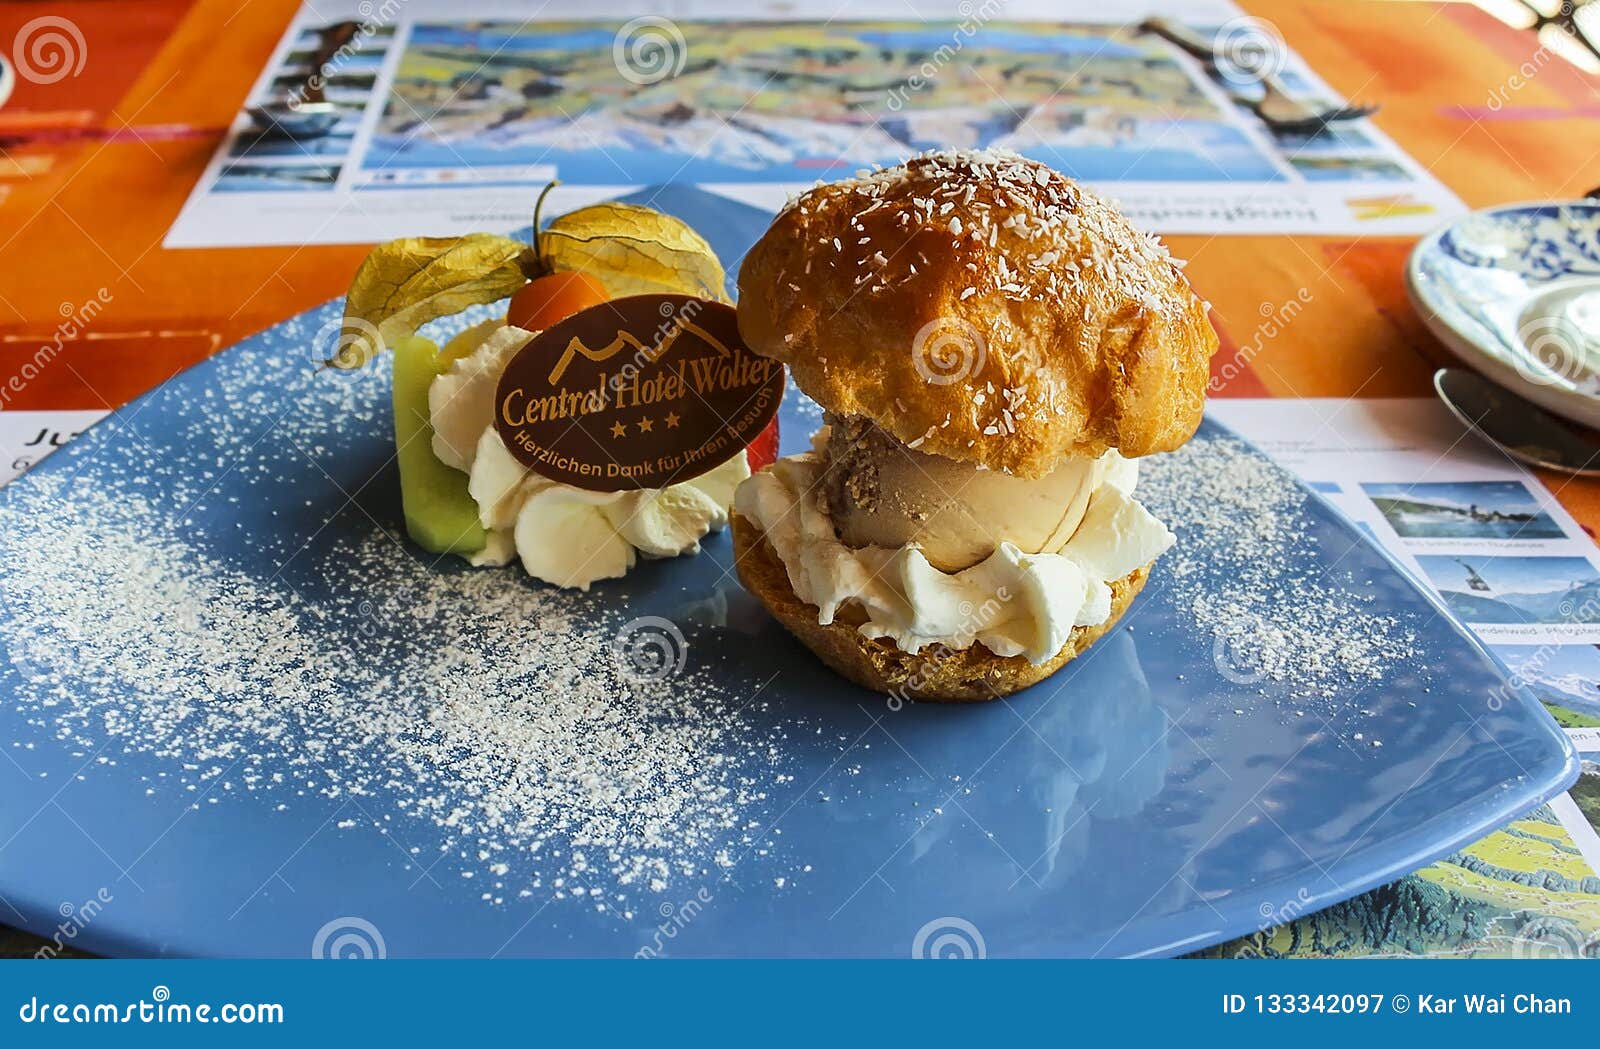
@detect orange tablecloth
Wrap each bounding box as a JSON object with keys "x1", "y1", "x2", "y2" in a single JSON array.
[{"x1": 1, "y1": 0, "x2": 1598, "y2": 520}]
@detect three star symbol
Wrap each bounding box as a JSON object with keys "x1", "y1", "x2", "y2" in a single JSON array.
[{"x1": 611, "y1": 414, "x2": 676, "y2": 439}]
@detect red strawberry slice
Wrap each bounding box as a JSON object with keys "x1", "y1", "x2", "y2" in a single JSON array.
[{"x1": 745, "y1": 415, "x2": 780, "y2": 473}]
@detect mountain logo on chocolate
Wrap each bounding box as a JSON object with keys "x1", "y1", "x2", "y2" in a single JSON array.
[{"x1": 495, "y1": 294, "x2": 783, "y2": 492}]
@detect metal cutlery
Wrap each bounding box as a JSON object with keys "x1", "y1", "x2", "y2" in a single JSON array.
[
  {"x1": 1435, "y1": 367, "x2": 1600, "y2": 478},
  {"x1": 1234, "y1": 78, "x2": 1380, "y2": 137},
  {"x1": 1136, "y1": 15, "x2": 1379, "y2": 136}
]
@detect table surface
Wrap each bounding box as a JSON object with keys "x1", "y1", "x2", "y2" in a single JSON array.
[{"x1": 0, "y1": 0, "x2": 1596, "y2": 958}]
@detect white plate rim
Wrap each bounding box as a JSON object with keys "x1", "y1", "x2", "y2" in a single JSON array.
[{"x1": 1404, "y1": 198, "x2": 1600, "y2": 431}]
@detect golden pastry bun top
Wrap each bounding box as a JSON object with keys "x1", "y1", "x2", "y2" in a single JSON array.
[{"x1": 737, "y1": 149, "x2": 1219, "y2": 478}]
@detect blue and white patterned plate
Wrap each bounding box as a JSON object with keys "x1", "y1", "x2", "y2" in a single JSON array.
[
  {"x1": 0, "y1": 188, "x2": 1577, "y2": 958},
  {"x1": 1407, "y1": 200, "x2": 1600, "y2": 430}
]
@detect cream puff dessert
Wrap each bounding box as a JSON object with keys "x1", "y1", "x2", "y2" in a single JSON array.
[{"x1": 730, "y1": 149, "x2": 1218, "y2": 701}]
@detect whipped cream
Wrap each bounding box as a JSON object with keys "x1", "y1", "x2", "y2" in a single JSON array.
[
  {"x1": 428, "y1": 323, "x2": 749, "y2": 590},
  {"x1": 734, "y1": 451, "x2": 1173, "y2": 664}
]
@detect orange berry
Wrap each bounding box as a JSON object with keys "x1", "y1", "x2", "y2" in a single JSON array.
[{"x1": 506, "y1": 271, "x2": 609, "y2": 332}]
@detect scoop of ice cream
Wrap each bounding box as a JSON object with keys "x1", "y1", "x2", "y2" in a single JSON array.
[{"x1": 822, "y1": 416, "x2": 1110, "y2": 572}]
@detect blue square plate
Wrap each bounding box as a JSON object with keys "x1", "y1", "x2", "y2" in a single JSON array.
[{"x1": 0, "y1": 189, "x2": 1577, "y2": 958}]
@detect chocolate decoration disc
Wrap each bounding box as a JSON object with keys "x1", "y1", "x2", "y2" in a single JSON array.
[{"x1": 494, "y1": 294, "x2": 784, "y2": 492}]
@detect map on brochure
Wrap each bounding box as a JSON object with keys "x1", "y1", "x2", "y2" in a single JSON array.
[{"x1": 164, "y1": 0, "x2": 1464, "y2": 247}]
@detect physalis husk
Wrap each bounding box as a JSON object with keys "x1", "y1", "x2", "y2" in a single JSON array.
[
  {"x1": 541, "y1": 202, "x2": 728, "y2": 303},
  {"x1": 330, "y1": 196, "x2": 727, "y2": 370},
  {"x1": 331, "y1": 234, "x2": 533, "y2": 369}
]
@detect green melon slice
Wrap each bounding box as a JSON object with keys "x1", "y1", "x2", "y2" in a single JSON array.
[{"x1": 391, "y1": 334, "x2": 489, "y2": 555}]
